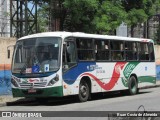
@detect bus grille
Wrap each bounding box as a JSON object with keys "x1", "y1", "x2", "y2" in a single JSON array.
[{"x1": 19, "y1": 82, "x2": 47, "y2": 88}]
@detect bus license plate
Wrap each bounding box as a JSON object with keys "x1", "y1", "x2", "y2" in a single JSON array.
[{"x1": 28, "y1": 89, "x2": 36, "y2": 93}]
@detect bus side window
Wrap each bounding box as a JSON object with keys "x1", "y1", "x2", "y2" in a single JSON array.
[
  {"x1": 76, "y1": 38, "x2": 94, "y2": 61},
  {"x1": 95, "y1": 40, "x2": 110, "y2": 61},
  {"x1": 125, "y1": 42, "x2": 138, "y2": 61},
  {"x1": 139, "y1": 43, "x2": 149, "y2": 61},
  {"x1": 149, "y1": 43, "x2": 155, "y2": 61},
  {"x1": 66, "y1": 42, "x2": 76, "y2": 63},
  {"x1": 111, "y1": 41, "x2": 124, "y2": 61},
  {"x1": 63, "y1": 41, "x2": 77, "y2": 71}
]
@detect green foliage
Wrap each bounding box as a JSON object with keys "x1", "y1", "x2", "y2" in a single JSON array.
[
  {"x1": 37, "y1": 0, "x2": 160, "y2": 35},
  {"x1": 125, "y1": 9, "x2": 148, "y2": 26},
  {"x1": 123, "y1": 0, "x2": 160, "y2": 26},
  {"x1": 63, "y1": 0, "x2": 98, "y2": 32},
  {"x1": 92, "y1": 0, "x2": 126, "y2": 34},
  {"x1": 37, "y1": 3, "x2": 50, "y2": 32}
]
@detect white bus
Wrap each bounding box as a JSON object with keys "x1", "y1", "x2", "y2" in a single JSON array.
[{"x1": 11, "y1": 32, "x2": 156, "y2": 102}]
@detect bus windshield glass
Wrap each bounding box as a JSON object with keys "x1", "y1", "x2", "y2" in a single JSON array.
[{"x1": 12, "y1": 37, "x2": 61, "y2": 74}]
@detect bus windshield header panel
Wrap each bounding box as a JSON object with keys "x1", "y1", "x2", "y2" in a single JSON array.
[{"x1": 12, "y1": 37, "x2": 62, "y2": 74}]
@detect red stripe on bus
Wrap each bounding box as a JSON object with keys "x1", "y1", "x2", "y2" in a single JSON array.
[{"x1": 81, "y1": 62, "x2": 127, "y2": 90}]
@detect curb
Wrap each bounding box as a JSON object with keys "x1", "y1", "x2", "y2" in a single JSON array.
[
  {"x1": 0, "y1": 102, "x2": 6, "y2": 107},
  {"x1": 0, "y1": 97, "x2": 34, "y2": 107}
]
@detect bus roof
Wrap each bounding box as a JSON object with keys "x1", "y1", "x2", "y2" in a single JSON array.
[{"x1": 18, "y1": 31, "x2": 153, "y2": 42}]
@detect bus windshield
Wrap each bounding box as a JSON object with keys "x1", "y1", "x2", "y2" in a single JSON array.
[{"x1": 12, "y1": 37, "x2": 61, "y2": 74}]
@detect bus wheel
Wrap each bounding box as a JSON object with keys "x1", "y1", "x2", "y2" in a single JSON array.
[
  {"x1": 128, "y1": 76, "x2": 138, "y2": 95},
  {"x1": 78, "y1": 80, "x2": 90, "y2": 102}
]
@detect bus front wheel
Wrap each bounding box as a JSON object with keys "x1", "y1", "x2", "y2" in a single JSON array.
[
  {"x1": 128, "y1": 76, "x2": 138, "y2": 95},
  {"x1": 78, "y1": 80, "x2": 90, "y2": 102}
]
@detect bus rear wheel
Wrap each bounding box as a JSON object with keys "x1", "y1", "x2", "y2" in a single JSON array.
[
  {"x1": 128, "y1": 76, "x2": 138, "y2": 95},
  {"x1": 78, "y1": 80, "x2": 90, "y2": 102}
]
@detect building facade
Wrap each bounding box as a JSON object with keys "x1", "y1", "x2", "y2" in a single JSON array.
[{"x1": 0, "y1": 0, "x2": 10, "y2": 37}]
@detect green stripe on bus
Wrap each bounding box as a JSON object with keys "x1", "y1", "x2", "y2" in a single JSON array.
[
  {"x1": 123, "y1": 62, "x2": 140, "y2": 79},
  {"x1": 121, "y1": 77, "x2": 128, "y2": 87},
  {"x1": 138, "y1": 76, "x2": 156, "y2": 84},
  {"x1": 121, "y1": 62, "x2": 156, "y2": 87},
  {"x1": 12, "y1": 86, "x2": 63, "y2": 97},
  {"x1": 122, "y1": 76, "x2": 156, "y2": 88},
  {"x1": 122, "y1": 62, "x2": 140, "y2": 87}
]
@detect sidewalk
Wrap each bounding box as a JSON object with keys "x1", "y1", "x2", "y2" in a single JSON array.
[
  {"x1": 0, "y1": 96, "x2": 36, "y2": 107},
  {"x1": 0, "y1": 96, "x2": 23, "y2": 107},
  {"x1": 0, "y1": 81, "x2": 160, "y2": 107}
]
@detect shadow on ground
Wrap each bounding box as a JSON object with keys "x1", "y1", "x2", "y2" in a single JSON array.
[{"x1": 6, "y1": 90, "x2": 151, "y2": 107}]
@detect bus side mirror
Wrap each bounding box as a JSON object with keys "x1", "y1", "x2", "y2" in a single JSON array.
[
  {"x1": 7, "y1": 45, "x2": 15, "y2": 59},
  {"x1": 63, "y1": 64, "x2": 69, "y2": 69},
  {"x1": 7, "y1": 49, "x2": 10, "y2": 59}
]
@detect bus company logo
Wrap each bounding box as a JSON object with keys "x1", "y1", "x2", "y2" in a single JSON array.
[
  {"x1": 87, "y1": 65, "x2": 96, "y2": 71},
  {"x1": 27, "y1": 79, "x2": 39, "y2": 83}
]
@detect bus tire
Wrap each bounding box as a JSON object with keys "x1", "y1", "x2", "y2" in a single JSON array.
[
  {"x1": 78, "y1": 80, "x2": 90, "y2": 102},
  {"x1": 128, "y1": 76, "x2": 138, "y2": 95}
]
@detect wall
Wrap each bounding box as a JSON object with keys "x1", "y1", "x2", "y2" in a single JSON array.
[
  {"x1": 0, "y1": 0, "x2": 11, "y2": 37},
  {"x1": 0, "y1": 37, "x2": 16, "y2": 95},
  {"x1": 155, "y1": 45, "x2": 160, "y2": 80}
]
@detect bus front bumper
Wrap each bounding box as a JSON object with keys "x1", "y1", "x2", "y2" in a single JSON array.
[{"x1": 12, "y1": 86, "x2": 63, "y2": 97}]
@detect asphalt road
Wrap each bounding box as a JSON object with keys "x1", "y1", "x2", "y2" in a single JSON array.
[{"x1": 0, "y1": 87, "x2": 160, "y2": 120}]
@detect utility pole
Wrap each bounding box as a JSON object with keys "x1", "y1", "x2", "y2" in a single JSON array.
[
  {"x1": 50, "y1": 0, "x2": 63, "y2": 31},
  {"x1": 10, "y1": 0, "x2": 38, "y2": 38}
]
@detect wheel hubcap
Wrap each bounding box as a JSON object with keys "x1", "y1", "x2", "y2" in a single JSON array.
[
  {"x1": 131, "y1": 81, "x2": 136, "y2": 93},
  {"x1": 80, "y1": 85, "x2": 87, "y2": 97}
]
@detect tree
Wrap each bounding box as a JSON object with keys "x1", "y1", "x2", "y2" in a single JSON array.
[
  {"x1": 37, "y1": 3, "x2": 50, "y2": 32},
  {"x1": 37, "y1": 0, "x2": 160, "y2": 36},
  {"x1": 63, "y1": 0, "x2": 98, "y2": 33},
  {"x1": 92, "y1": 0, "x2": 126, "y2": 34},
  {"x1": 122, "y1": 0, "x2": 160, "y2": 37},
  {"x1": 38, "y1": 0, "x2": 66, "y2": 31}
]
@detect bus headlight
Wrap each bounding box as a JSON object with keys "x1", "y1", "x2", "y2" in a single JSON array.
[
  {"x1": 11, "y1": 78, "x2": 19, "y2": 87},
  {"x1": 48, "y1": 74, "x2": 59, "y2": 86}
]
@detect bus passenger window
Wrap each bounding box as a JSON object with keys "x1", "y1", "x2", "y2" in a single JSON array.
[
  {"x1": 138, "y1": 43, "x2": 149, "y2": 61},
  {"x1": 62, "y1": 40, "x2": 77, "y2": 71},
  {"x1": 76, "y1": 38, "x2": 94, "y2": 61},
  {"x1": 111, "y1": 41, "x2": 124, "y2": 61},
  {"x1": 95, "y1": 40, "x2": 110, "y2": 61},
  {"x1": 112, "y1": 51, "x2": 122, "y2": 60},
  {"x1": 66, "y1": 42, "x2": 76, "y2": 63},
  {"x1": 149, "y1": 43, "x2": 155, "y2": 61},
  {"x1": 125, "y1": 42, "x2": 138, "y2": 61}
]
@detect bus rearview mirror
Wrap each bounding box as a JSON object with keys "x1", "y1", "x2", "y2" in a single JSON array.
[
  {"x1": 7, "y1": 49, "x2": 10, "y2": 59},
  {"x1": 7, "y1": 45, "x2": 15, "y2": 59},
  {"x1": 63, "y1": 64, "x2": 69, "y2": 69}
]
